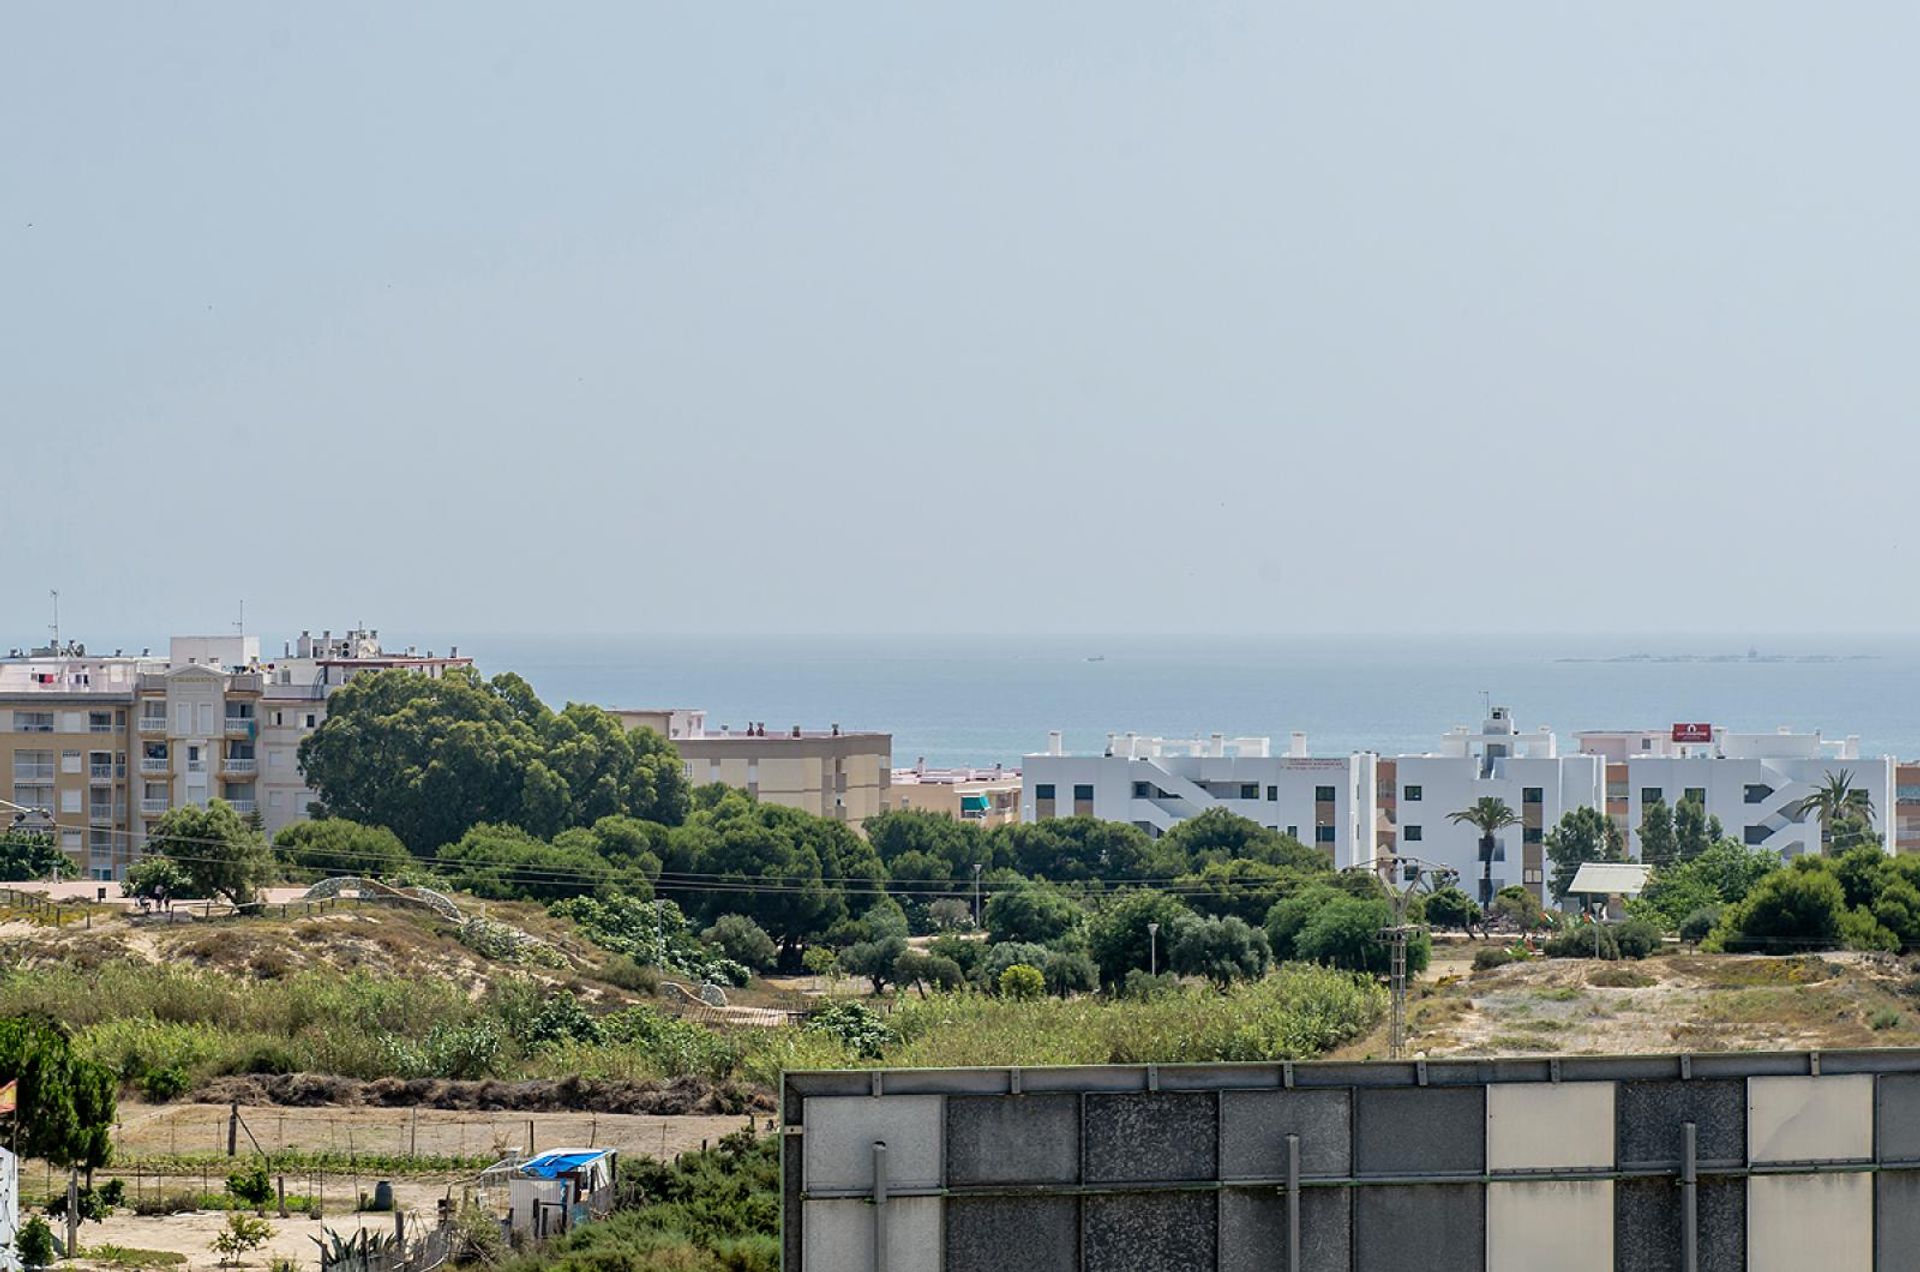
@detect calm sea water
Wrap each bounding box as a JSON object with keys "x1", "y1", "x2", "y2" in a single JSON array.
[{"x1": 431, "y1": 634, "x2": 1920, "y2": 769}]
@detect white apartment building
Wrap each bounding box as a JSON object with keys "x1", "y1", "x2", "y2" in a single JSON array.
[
  {"x1": 1576, "y1": 726, "x2": 1894, "y2": 860},
  {"x1": 1020, "y1": 731, "x2": 1378, "y2": 870},
  {"x1": 1385, "y1": 708, "x2": 1607, "y2": 907}
]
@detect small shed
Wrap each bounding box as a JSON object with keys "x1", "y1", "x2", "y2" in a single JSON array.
[
  {"x1": 485, "y1": 1148, "x2": 618, "y2": 1239},
  {"x1": 1567, "y1": 862, "x2": 1654, "y2": 921}
]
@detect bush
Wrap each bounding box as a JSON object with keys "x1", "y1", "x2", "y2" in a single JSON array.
[
  {"x1": 998, "y1": 964, "x2": 1045, "y2": 1001},
  {"x1": 225, "y1": 1163, "x2": 274, "y2": 1209},
  {"x1": 1545, "y1": 925, "x2": 1614, "y2": 959},
  {"x1": 140, "y1": 1063, "x2": 190, "y2": 1103},
  {"x1": 802, "y1": 1001, "x2": 893, "y2": 1059},
  {"x1": 1872, "y1": 1008, "x2": 1902, "y2": 1031},
  {"x1": 272, "y1": 819, "x2": 410, "y2": 879},
  {"x1": 701, "y1": 915, "x2": 779, "y2": 973},
  {"x1": 1613, "y1": 918, "x2": 1661, "y2": 959},
  {"x1": 1041, "y1": 949, "x2": 1099, "y2": 997},
  {"x1": 1472, "y1": 947, "x2": 1524, "y2": 972},
  {"x1": 16, "y1": 1216, "x2": 55, "y2": 1271},
  {"x1": 800, "y1": 946, "x2": 839, "y2": 979},
  {"x1": 984, "y1": 888, "x2": 1084, "y2": 946},
  {"x1": 1715, "y1": 862, "x2": 1846, "y2": 954},
  {"x1": 1120, "y1": 970, "x2": 1183, "y2": 1000},
  {"x1": 892, "y1": 951, "x2": 964, "y2": 995},
  {"x1": 210, "y1": 1214, "x2": 274, "y2": 1266},
  {"x1": 1678, "y1": 907, "x2": 1721, "y2": 946},
  {"x1": 1167, "y1": 914, "x2": 1271, "y2": 988},
  {"x1": 596, "y1": 956, "x2": 660, "y2": 995}
]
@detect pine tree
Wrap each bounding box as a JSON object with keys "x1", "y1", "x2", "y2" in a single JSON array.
[{"x1": 1639, "y1": 799, "x2": 1677, "y2": 869}]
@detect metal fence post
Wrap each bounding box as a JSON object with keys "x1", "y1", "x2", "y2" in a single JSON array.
[
  {"x1": 872, "y1": 1141, "x2": 889, "y2": 1272},
  {"x1": 1286, "y1": 1134, "x2": 1301, "y2": 1272},
  {"x1": 1681, "y1": 1121, "x2": 1698, "y2": 1272}
]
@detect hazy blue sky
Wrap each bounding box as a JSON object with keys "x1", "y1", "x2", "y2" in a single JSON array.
[{"x1": 5, "y1": 4, "x2": 1916, "y2": 641}]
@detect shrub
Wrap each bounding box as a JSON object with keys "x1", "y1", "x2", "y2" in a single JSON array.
[
  {"x1": 892, "y1": 951, "x2": 964, "y2": 996},
  {"x1": 1041, "y1": 949, "x2": 1099, "y2": 997},
  {"x1": 1472, "y1": 947, "x2": 1523, "y2": 972},
  {"x1": 1613, "y1": 918, "x2": 1661, "y2": 959},
  {"x1": 802, "y1": 1001, "x2": 893, "y2": 1059},
  {"x1": 272, "y1": 819, "x2": 410, "y2": 879},
  {"x1": 1872, "y1": 1008, "x2": 1902, "y2": 1031},
  {"x1": 1715, "y1": 862, "x2": 1846, "y2": 954},
  {"x1": 1678, "y1": 907, "x2": 1721, "y2": 946},
  {"x1": 1120, "y1": 970, "x2": 1182, "y2": 1000},
  {"x1": 800, "y1": 946, "x2": 839, "y2": 979},
  {"x1": 1167, "y1": 914, "x2": 1271, "y2": 988},
  {"x1": 17, "y1": 1216, "x2": 55, "y2": 1270},
  {"x1": 224, "y1": 1163, "x2": 273, "y2": 1209},
  {"x1": 1545, "y1": 925, "x2": 1614, "y2": 959},
  {"x1": 596, "y1": 955, "x2": 660, "y2": 995},
  {"x1": 209, "y1": 1214, "x2": 274, "y2": 1266},
  {"x1": 701, "y1": 915, "x2": 779, "y2": 973},
  {"x1": 998, "y1": 964, "x2": 1045, "y2": 1001},
  {"x1": 984, "y1": 888, "x2": 1084, "y2": 946},
  {"x1": 140, "y1": 1064, "x2": 190, "y2": 1103}
]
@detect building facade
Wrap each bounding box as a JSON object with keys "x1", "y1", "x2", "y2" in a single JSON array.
[
  {"x1": 619, "y1": 713, "x2": 892, "y2": 832},
  {"x1": 1388, "y1": 708, "x2": 1607, "y2": 905},
  {"x1": 1020, "y1": 731, "x2": 1378, "y2": 869},
  {"x1": 890, "y1": 763, "x2": 1022, "y2": 828},
  {"x1": 1575, "y1": 726, "x2": 1895, "y2": 859}
]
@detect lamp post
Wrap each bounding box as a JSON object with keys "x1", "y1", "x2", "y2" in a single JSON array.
[
  {"x1": 971, "y1": 862, "x2": 983, "y2": 928},
  {"x1": 1148, "y1": 921, "x2": 1160, "y2": 977}
]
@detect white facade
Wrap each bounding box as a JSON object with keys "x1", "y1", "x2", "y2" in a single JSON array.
[
  {"x1": 1577, "y1": 727, "x2": 1894, "y2": 859},
  {"x1": 1020, "y1": 731, "x2": 1377, "y2": 869},
  {"x1": 1389, "y1": 708, "x2": 1606, "y2": 907},
  {"x1": 0, "y1": 1145, "x2": 18, "y2": 1272}
]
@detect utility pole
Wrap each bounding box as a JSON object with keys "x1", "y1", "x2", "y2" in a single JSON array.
[
  {"x1": 1373, "y1": 852, "x2": 1456, "y2": 1061},
  {"x1": 971, "y1": 862, "x2": 983, "y2": 928},
  {"x1": 1148, "y1": 921, "x2": 1160, "y2": 977}
]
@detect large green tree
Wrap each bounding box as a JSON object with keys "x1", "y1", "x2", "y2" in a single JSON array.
[
  {"x1": 147, "y1": 801, "x2": 274, "y2": 905},
  {"x1": 0, "y1": 1017, "x2": 116, "y2": 1173},
  {"x1": 1797, "y1": 770, "x2": 1876, "y2": 849},
  {"x1": 1638, "y1": 799, "x2": 1677, "y2": 870},
  {"x1": 984, "y1": 886, "x2": 1084, "y2": 945},
  {"x1": 1085, "y1": 889, "x2": 1192, "y2": 986},
  {"x1": 1447, "y1": 797, "x2": 1521, "y2": 906},
  {"x1": 1673, "y1": 796, "x2": 1722, "y2": 863},
  {"x1": 1544, "y1": 807, "x2": 1626, "y2": 904},
  {"x1": 991, "y1": 818, "x2": 1156, "y2": 885},
  {"x1": 1157, "y1": 809, "x2": 1324, "y2": 871},
  {"x1": 273, "y1": 818, "x2": 410, "y2": 879},
  {"x1": 1167, "y1": 913, "x2": 1272, "y2": 988},
  {"x1": 0, "y1": 828, "x2": 70, "y2": 882},
  {"x1": 298, "y1": 667, "x2": 688, "y2": 854}
]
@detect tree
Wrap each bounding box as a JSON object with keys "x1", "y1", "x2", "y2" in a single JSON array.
[
  {"x1": 841, "y1": 937, "x2": 909, "y2": 994},
  {"x1": 299, "y1": 667, "x2": 689, "y2": 853},
  {"x1": 1447, "y1": 797, "x2": 1521, "y2": 906},
  {"x1": 997, "y1": 964, "x2": 1045, "y2": 1000},
  {"x1": 1167, "y1": 913, "x2": 1272, "y2": 989},
  {"x1": 1041, "y1": 949, "x2": 1099, "y2": 997},
  {"x1": 892, "y1": 950, "x2": 964, "y2": 997},
  {"x1": 1832, "y1": 844, "x2": 1891, "y2": 911},
  {"x1": 1157, "y1": 809, "x2": 1325, "y2": 871},
  {"x1": 984, "y1": 886, "x2": 1083, "y2": 945},
  {"x1": 0, "y1": 1017, "x2": 116, "y2": 1171},
  {"x1": 210, "y1": 1213, "x2": 274, "y2": 1266},
  {"x1": 927, "y1": 898, "x2": 973, "y2": 932},
  {"x1": 439, "y1": 823, "x2": 644, "y2": 901},
  {"x1": 272, "y1": 819, "x2": 410, "y2": 879},
  {"x1": 1637, "y1": 799, "x2": 1677, "y2": 870},
  {"x1": 1174, "y1": 859, "x2": 1323, "y2": 926},
  {"x1": 147, "y1": 801, "x2": 273, "y2": 905},
  {"x1": 1292, "y1": 894, "x2": 1428, "y2": 975},
  {"x1": 1424, "y1": 886, "x2": 1483, "y2": 936},
  {"x1": 992, "y1": 818, "x2": 1155, "y2": 884},
  {"x1": 121, "y1": 855, "x2": 192, "y2": 906},
  {"x1": 1715, "y1": 859, "x2": 1846, "y2": 953},
  {"x1": 1490, "y1": 885, "x2": 1548, "y2": 932},
  {"x1": 701, "y1": 915, "x2": 778, "y2": 972},
  {"x1": 1545, "y1": 807, "x2": 1625, "y2": 904},
  {"x1": 16, "y1": 1216, "x2": 54, "y2": 1271},
  {"x1": 1635, "y1": 840, "x2": 1778, "y2": 929},
  {"x1": 0, "y1": 829, "x2": 69, "y2": 882},
  {"x1": 1085, "y1": 890, "x2": 1192, "y2": 987},
  {"x1": 1673, "y1": 796, "x2": 1715, "y2": 864},
  {"x1": 1797, "y1": 770, "x2": 1876, "y2": 849},
  {"x1": 866, "y1": 809, "x2": 993, "y2": 877}
]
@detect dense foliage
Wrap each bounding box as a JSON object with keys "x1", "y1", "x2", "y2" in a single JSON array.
[{"x1": 145, "y1": 801, "x2": 274, "y2": 906}]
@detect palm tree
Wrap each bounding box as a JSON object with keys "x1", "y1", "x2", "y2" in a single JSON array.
[
  {"x1": 1796, "y1": 770, "x2": 1876, "y2": 849},
  {"x1": 1448, "y1": 796, "x2": 1522, "y2": 907}
]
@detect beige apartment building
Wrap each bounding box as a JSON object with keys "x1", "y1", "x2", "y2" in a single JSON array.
[
  {"x1": 614, "y1": 710, "x2": 891, "y2": 832},
  {"x1": 890, "y1": 763, "x2": 1022, "y2": 827}
]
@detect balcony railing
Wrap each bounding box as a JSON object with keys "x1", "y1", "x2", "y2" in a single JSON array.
[
  {"x1": 225, "y1": 799, "x2": 256, "y2": 815},
  {"x1": 225, "y1": 716, "x2": 255, "y2": 735},
  {"x1": 88, "y1": 806, "x2": 123, "y2": 825},
  {"x1": 223, "y1": 758, "x2": 257, "y2": 775},
  {"x1": 140, "y1": 798, "x2": 168, "y2": 815},
  {"x1": 89, "y1": 722, "x2": 117, "y2": 734},
  {"x1": 11, "y1": 764, "x2": 55, "y2": 781},
  {"x1": 139, "y1": 758, "x2": 169, "y2": 775},
  {"x1": 89, "y1": 764, "x2": 125, "y2": 782},
  {"x1": 138, "y1": 717, "x2": 167, "y2": 734}
]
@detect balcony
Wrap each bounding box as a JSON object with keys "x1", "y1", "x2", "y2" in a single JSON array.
[
  {"x1": 140, "y1": 798, "x2": 168, "y2": 815},
  {"x1": 88, "y1": 806, "x2": 123, "y2": 826},
  {"x1": 88, "y1": 721, "x2": 117, "y2": 734},
  {"x1": 138, "y1": 717, "x2": 167, "y2": 734},
  {"x1": 139, "y1": 758, "x2": 169, "y2": 775},
  {"x1": 225, "y1": 716, "x2": 255, "y2": 736},
  {"x1": 89, "y1": 764, "x2": 125, "y2": 783},
  {"x1": 225, "y1": 799, "x2": 256, "y2": 815},
  {"x1": 223, "y1": 757, "x2": 257, "y2": 775}
]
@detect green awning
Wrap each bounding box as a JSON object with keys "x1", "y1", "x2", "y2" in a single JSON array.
[{"x1": 959, "y1": 795, "x2": 992, "y2": 812}]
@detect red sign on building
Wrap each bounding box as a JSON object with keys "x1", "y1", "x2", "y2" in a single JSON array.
[{"x1": 1671, "y1": 723, "x2": 1713, "y2": 743}]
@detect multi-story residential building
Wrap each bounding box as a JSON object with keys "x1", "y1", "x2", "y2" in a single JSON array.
[
  {"x1": 1020, "y1": 731, "x2": 1378, "y2": 869},
  {"x1": 256, "y1": 628, "x2": 471, "y2": 834},
  {"x1": 1574, "y1": 726, "x2": 1894, "y2": 860},
  {"x1": 890, "y1": 763, "x2": 1022, "y2": 827},
  {"x1": 616, "y1": 712, "x2": 892, "y2": 832},
  {"x1": 1388, "y1": 708, "x2": 1607, "y2": 905},
  {"x1": 1898, "y1": 763, "x2": 1920, "y2": 854}
]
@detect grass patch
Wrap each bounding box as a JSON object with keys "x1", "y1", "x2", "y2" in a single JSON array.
[
  {"x1": 81, "y1": 1247, "x2": 188, "y2": 1269},
  {"x1": 1588, "y1": 967, "x2": 1656, "y2": 989},
  {"x1": 1531, "y1": 987, "x2": 1582, "y2": 1002},
  {"x1": 1486, "y1": 1034, "x2": 1561, "y2": 1053}
]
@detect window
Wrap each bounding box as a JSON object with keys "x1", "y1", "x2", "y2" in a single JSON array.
[
  {"x1": 1240, "y1": 783, "x2": 1260, "y2": 801},
  {"x1": 1315, "y1": 785, "x2": 1336, "y2": 802},
  {"x1": 304, "y1": 714, "x2": 316, "y2": 729},
  {"x1": 1404, "y1": 785, "x2": 1422, "y2": 802},
  {"x1": 1404, "y1": 825, "x2": 1423, "y2": 842},
  {"x1": 1745, "y1": 784, "x2": 1773, "y2": 805},
  {"x1": 1523, "y1": 827, "x2": 1543, "y2": 844},
  {"x1": 61, "y1": 750, "x2": 82, "y2": 773},
  {"x1": 1266, "y1": 785, "x2": 1278, "y2": 801},
  {"x1": 1744, "y1": 825, "x2": 1769, "y2": 845},
  {"x1": 1286, "y1": 826, "x2": 1299, "y2": 838},
  {"x1": 1315, "y1": 826, "x2": 1336, "y2": 843},
  {"x1": 14, "y1": 711, "x2": 52, "y2": 733},
  {"x1": 1522, "y1": 787, "x2": 1543, "y2": 804},
  {"x1": 1035, "y1": 784, "x2": 1056, "y2": 801},
  {"x1": 1072, "y1": 784, "x2": 1094, "y2": 801},
  {"x1": 1133, "y1": 781, "x2": 1153, "y2": 799},
  {"x1": 1641, "y1": 788, "x2": 1663, "y2": 805},
  {"x1": 1679, "y1": 788, "x2": 1704, "y2": 805},
  {"x1": 11, "y1": 751, "x2": 52, "y2": 781},
  {"x1": 1523, "y1": 868, "x2": 1543, "y2": 885},
  {"x1": 88, "y1": 711, "x2": 114, "y2": 733}
]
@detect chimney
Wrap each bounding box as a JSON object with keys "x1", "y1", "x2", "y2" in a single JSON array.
[
  {"x1": 1047, "y1": 730, "x2": 1064, "y2": 756},
  {"x1": 1210, "y1": 732, "x2": 1225, "y2": 758},
  {"x1": 1290, "y1": 731, "x2": 1308, "y2": 758}
]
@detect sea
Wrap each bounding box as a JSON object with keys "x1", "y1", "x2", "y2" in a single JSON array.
[{"x1": 427, "y1": 634, "x2": 1920, "y2": 770}]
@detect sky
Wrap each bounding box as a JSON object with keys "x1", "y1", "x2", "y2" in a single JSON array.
[{"x1": 4, "y1": 3, "x2": 1919, "y2": 641}]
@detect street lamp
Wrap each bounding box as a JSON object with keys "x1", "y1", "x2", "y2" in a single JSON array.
[
  {"x1": 971, "y1": 862, "x2": 984, "y2": 928},
  {"x1": 1148, "y1": 921, "x2": 1160, "y2": 977}
]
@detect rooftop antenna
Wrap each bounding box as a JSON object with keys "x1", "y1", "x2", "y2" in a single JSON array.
[
  {"x1": 48, "y1": 590, "x2": 59, "y2": 649},
  {"x1": 233, "y1": 599, "x2": 245, "y2": 636},
  {"x1": 1481, "y1": 689, "x2": 1492, "y2": 717}
]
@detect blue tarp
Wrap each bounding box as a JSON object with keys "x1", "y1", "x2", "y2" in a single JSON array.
[{"x1": 518, "y1": 1151, "x2": 612, "y2": 1179}]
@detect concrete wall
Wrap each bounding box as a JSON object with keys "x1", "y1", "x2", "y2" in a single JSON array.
[{"x1": 785, "y1": 1052, "x2": 1920, "y2": 1271}]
